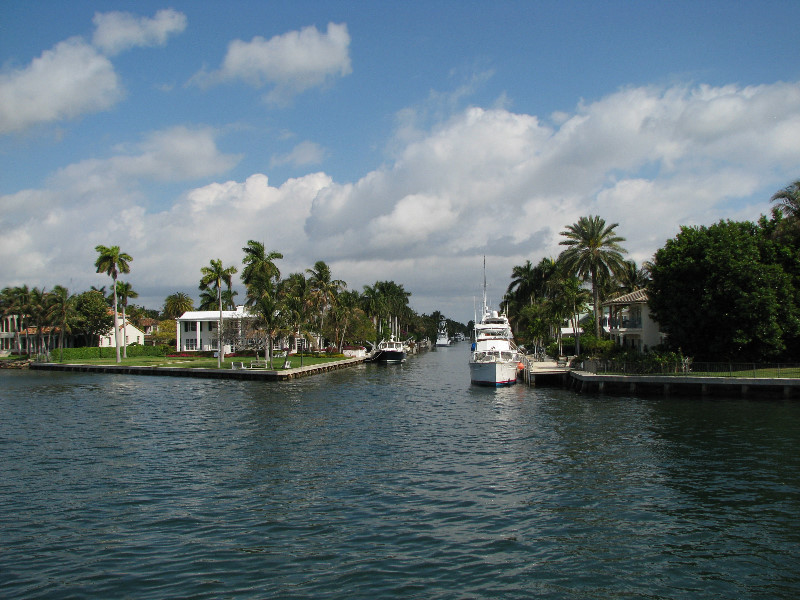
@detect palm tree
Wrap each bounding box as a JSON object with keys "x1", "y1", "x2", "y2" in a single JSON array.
[
  {"x1": 558, "y1": 215, "x2": 627, "y2": 338},
  {"x1": 198, "y1": 287, "x2": 218, "y2": 311},
  {"x1": 615, "y1": 260, "x2": 650, "y2": 296},
  {"x1": 163, "y1": 292, "x2": 194, "y2": 319},
  {"x1": 306, "y1": 261, "x2": 346, "y2": 333},
  {"x1": 115, "y1": 281, "x2": 138, "y2": 359},
  {"x1": 280, "y1": 272, "x2": 314, "y2": 359},
  {"x1": 1, "y1": 285, "x2": 29, "y2": 355},
  {"x1": 26, "y1": 287, "x2": 50, "y2": 357},
  {"x1": 771, "y1": 179, "x2": 800, "y2": 219},
  {"x1": 241, "y1": 241, "x2": 283, "y2": 289},
  {"x1": 199, "y1": 258, "x2": 238, "y2": 368},
  {"x1": 360, "y1": 284, "x2": 386, "y2": 333},
  {"x1": 506, "y1": 260, "x2": 537, "y2": 305},
  {"x1": 94, "y1": 245, "x2": 132, "y2": 363},
  {"x1": 47, "y1": 285, "x2": 76, "y2": 361}
]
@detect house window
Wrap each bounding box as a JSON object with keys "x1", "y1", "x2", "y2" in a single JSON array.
[
  {"x1": 184, "y1": 322, "x2": 197, "y2": 332},
  {"x1": 185, "y1": 339, "x2": 197, "y2": 350}
]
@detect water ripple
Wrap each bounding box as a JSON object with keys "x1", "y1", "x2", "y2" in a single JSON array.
[{"x1": 2, "y1": 355, "x2": 800, "y2": 599}]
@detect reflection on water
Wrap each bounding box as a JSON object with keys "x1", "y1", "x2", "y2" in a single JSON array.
[{"x1": 2, "y1": 347, "x2": 800, "y2": 599}]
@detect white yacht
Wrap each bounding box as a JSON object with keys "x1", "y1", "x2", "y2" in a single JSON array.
[
  {"x1": 435, "y1": 317, "x2": 451, "y2": 346},
  {"x1": 469, "y1": 305, "x2": 523, "y2": 385}
]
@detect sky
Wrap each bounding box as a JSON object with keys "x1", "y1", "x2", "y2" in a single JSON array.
[{"x1": 2, "y1": 1, "x2": 800, "y2": 324}]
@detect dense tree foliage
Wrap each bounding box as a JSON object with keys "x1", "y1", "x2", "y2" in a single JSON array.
[{"x1": 649, "y1": 218, "x2": 800, "y2": 361}]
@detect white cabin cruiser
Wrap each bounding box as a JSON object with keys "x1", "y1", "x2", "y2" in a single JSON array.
[{"x1": 469, "y1": 303, "x2": 522, "y2": 386}]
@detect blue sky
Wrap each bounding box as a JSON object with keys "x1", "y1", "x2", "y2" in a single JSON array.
[{"x1": 2, "y1": 1, "x2": 799, "y2": 323}]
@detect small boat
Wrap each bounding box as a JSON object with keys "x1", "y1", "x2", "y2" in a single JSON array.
[
  {"x1": 366, "y1": 336, "x2": 407, "y2": 363},
  {"x1": 435, "y1": 317, "x2": 451, "y2": 346}
]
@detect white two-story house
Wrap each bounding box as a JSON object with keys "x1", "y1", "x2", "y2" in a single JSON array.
[
  {"x1": 603, "y1": 289, "x2": 664, "y2": 352},
  {"x1": 176, "y1": 305, "x2": 253, "y2": 354}
]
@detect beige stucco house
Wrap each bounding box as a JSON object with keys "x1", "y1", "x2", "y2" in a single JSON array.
[{"x1": 604, "y1": 289, "x2": 665, "y2": 352}]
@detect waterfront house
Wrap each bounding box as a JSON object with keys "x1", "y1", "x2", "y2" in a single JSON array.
[
  {"x1": 176, "y1": 306, "x2": 252, "y2": 354},
  {"x1": 176, "y1": 306, "x2": 322, "y2": 355},
  {"x1": 99, "y1": 319, "x2": 146, "y2": 348},
  {"x1": 603, "y1": 289, "x2": 664, "y2": 352}
]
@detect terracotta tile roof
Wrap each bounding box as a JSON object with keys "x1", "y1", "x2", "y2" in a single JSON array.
[{"x1": 603, "y1": 289, "x2": 649, "y2": 306}]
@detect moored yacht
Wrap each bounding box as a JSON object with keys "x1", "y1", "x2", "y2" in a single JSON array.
[
  {"x1": 469, "y1": 262, "x2": 523, "y2": 385},
  {"x1": 435, "y1": 317, "x2": 451, "y2": 346},
  {"x1": 366, "y1": 335, "x2": 407, "y2": 363}
]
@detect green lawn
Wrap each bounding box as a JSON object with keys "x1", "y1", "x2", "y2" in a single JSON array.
[{"x1": 46, "y1": 354, "x2": 350, "y2": 370}]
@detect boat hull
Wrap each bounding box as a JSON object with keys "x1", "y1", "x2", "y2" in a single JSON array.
[
  {"x1": 367, "y1": 349, "x2": 406, "y2": 363},
  {"x1": 469, "y1": 360, "x2": 519, "y2": 386}
]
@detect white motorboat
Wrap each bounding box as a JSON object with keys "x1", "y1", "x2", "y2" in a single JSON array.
[
  {"x1": 469, "y1": 265, "x2": 523, "y2": 385},
  {"x1": 435, "y1": 317, "x2": 451, "y2": 346}
]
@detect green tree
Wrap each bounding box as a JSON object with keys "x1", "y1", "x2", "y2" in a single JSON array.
[
  {"x1": 199, "y1": 258, "x2": 238, "y2": 368},
  {"x1": 771, "y1": 179, "x2": 800, "y2": 220},
  {"x1": 26, "y1": 287, "x2": 50, "y2": 357},
  {"x1": 163, "y1": 292, "x2": 194, "y2": 319},
  {"x1": 306, "y1": 261, "x2": 346, "y2": 334},
  {"x1": 47, "y1": 285, "x2": 77, "y2": 361},
  {"x1": 114, "y1": 281, "x2": 138, "y2": 359},
  {"x1": 94, "y1": 245, "x2": 132, "y2": 363},
  {"x1": 74, "y1": 291, "x2": 114, "y2": 353},
  {"x1": 558, "y1": 215, "x2": 627, "y2": 338},
  {"x1": 649, "y1": 219, "x2": 800, "y2": 361},
  {"x1": 241, "y1": 241, "x2": 283, "y2": 289},
  {"x1": 0, "y1": 285, "x2": 30, "y2": 354},
  {"x1": 279, "y1": 272, "x2": 314, "y2": 357}
]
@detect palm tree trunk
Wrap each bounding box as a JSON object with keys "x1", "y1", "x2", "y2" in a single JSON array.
[
  {"x1": 122, "y1": 304, "x2": 128, "y2": 359},
  {"x1": 112, "y1": 275, "x2": 121, "y2": 363},
  {"x1": 217, "y1": 290, "x2": 223, "y2": 369},
  {"x1": 591, "y1": 267, "x2": 601, "y2": 338}
]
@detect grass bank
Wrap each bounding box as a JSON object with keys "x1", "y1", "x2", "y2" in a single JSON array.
[{"x1": 44, "y1": 354, "x2": 348, "y2": 370}]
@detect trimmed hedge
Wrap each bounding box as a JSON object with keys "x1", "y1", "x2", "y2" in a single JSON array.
[{"x1": 56, "y1": 345, "x2": 169, "y2": 360}]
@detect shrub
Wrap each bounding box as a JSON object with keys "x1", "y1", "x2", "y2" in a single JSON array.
[{"x1": 57, "y1": 345, "x2": 168, "y2": 360}]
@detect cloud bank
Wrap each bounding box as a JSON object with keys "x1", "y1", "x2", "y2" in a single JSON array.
[{"x1": 2, "y1": 80, "x2": 799, "y2": 320}]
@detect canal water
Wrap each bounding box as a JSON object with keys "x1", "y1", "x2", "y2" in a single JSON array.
[{"x1": 2, "y1": 344, "x2": 800, "y2": 599}]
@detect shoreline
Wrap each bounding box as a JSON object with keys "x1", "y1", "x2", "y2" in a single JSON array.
[{"x1": 29, "y1": 357, "x2": 365, "y2": 381}]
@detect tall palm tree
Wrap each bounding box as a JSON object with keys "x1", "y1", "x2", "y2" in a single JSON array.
[
  {"x1": 26, "y1": 287, "x2": 50, "y2": 357},
  {"x1": 771, "y1": 179, "x2": 800, "y2": 219},
  {"x1": 280, "y1": 272, "x2": 314, "y2": 357},
  {"x1": 94, "y1": 245, "x2": 132, "y2": 363},
  {"x1": 306, "y1": 261, "x2": 346, "y2": 333},
  {"x1": 114, "y1": 281, "x2": 138, "y2": 359},
  {"x1": 360, "y1": 283, "x2": 386, "y2": 333},
  {"x1": 615, "y1": 260, "x2": 650, "y2": 296},
  {"x1": 558, "y1": 215, "x2": 627, "y2": 338},
  {"x1": 1, "y1": 285, "x2": 29, "y2": 355},
  {"x1": 163, "y1": 292, "x2": 194, "y2": 319},
  {"x1": 199, "y1": 258, "x2": 238, "y2": 368},
  {"x1": 506, "y1": 260, "x2": 537, "y2": 306},
  {"x1": 47, "y1": 285, "x2": 76, "y2": 361},
  {"x1": 241, "y1": 241, "x2": 283, "y2": 289}
]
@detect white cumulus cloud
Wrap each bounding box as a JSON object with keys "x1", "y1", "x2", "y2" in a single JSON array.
[
  {"x1": 92, "y1": 9, "x2": 187, "y2": 56},
  {"x1": 3, "y1": 80, "x2": 800, "y2": 321},
  {"x1": 0, "y1": 37, "x2": 121, "y2": 134},
  {"x1": 193, "y1": 23, "x2": 352, "y2": 103}
]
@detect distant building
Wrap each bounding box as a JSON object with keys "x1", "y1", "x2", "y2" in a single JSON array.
[
  {"x1": 99, "y1": 319, "x2": 146, "y2": 348},
  {"x1": 603, "y1": 289, "x2": 664, "y2": 352}
]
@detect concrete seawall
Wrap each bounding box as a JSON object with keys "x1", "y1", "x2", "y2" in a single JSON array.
[
  {"x1": 31, "y1": 357, "x2": 365, "y2": 381},
  {"x1": 526, "y1": 361, "x2": 800, "y2": 398}
]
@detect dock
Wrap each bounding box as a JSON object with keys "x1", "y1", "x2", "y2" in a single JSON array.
[
  {"x1": 30, "y1": 357, "x2": 365, "y2": 381},
  {"x1": 523, "y1": 359, "x2": 800, "y2": 397}
]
